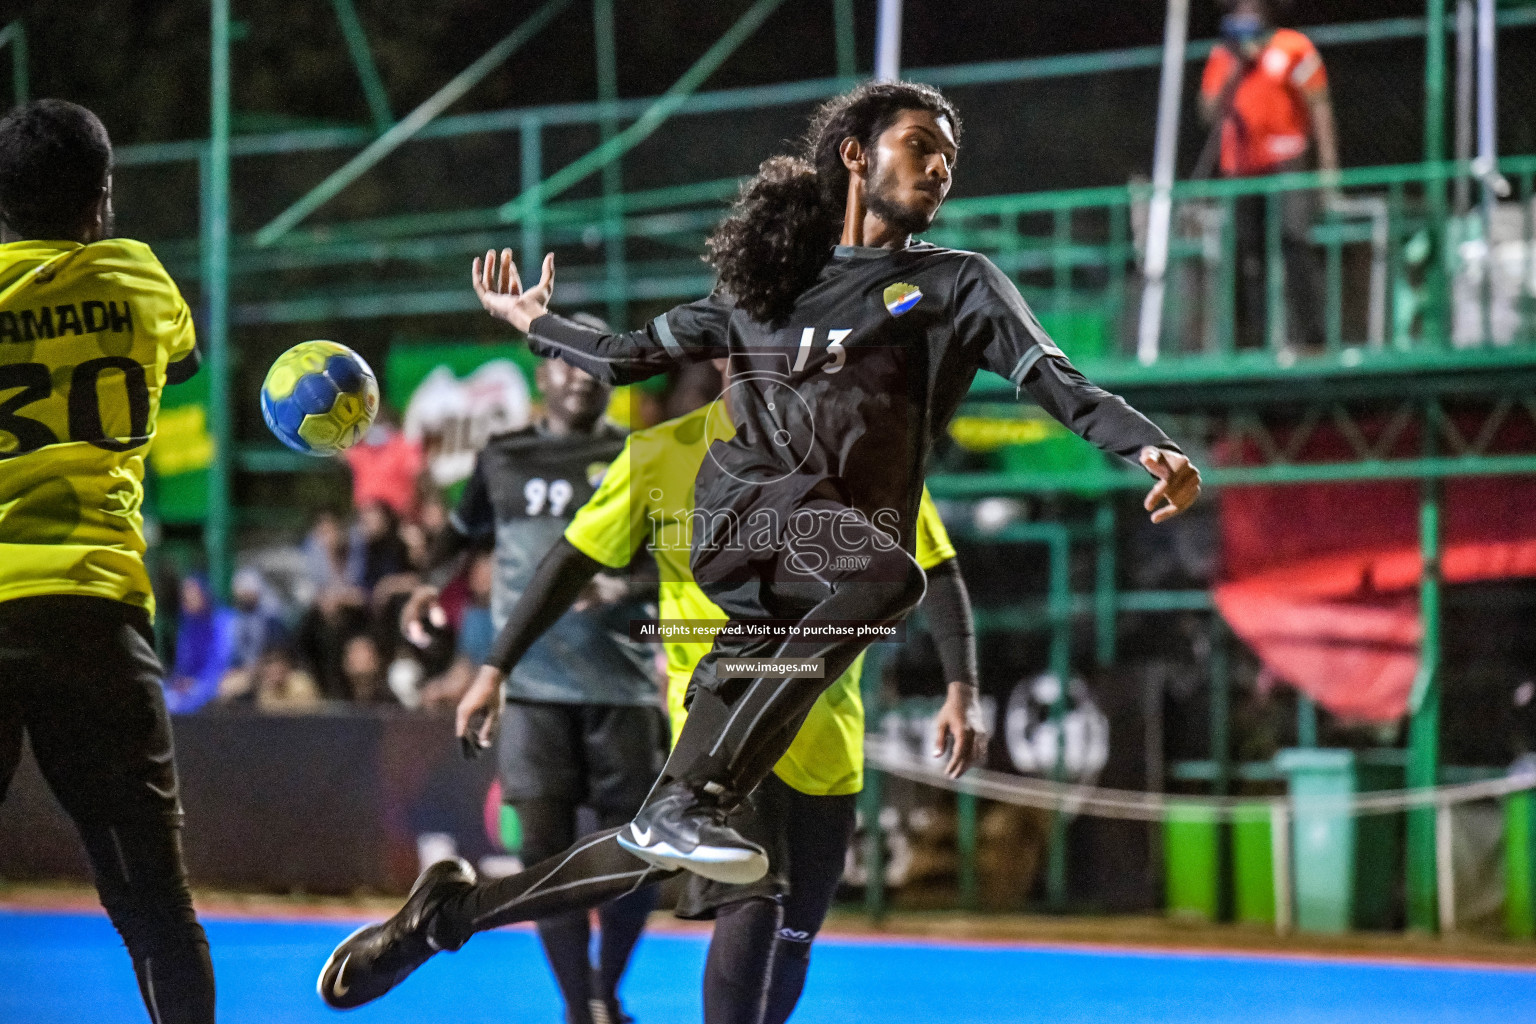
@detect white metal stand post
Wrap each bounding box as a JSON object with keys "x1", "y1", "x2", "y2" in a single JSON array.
[
  {"x1": 875, "y1": 0, "x2": 902, "y2": 82},
  {"x1": 1474, "y1": 0, "x2": 1509, "y2": 344},
  {"x1": 1269, "y1": 802, "x2": 1293, "y2": 934},
  {"x1": 1136, "y1": 0, "x2": 1190, "y2": 365},
  {"x1": 1475, "y1": 0, "x2": 1504, "y2": 201},
  {"x1": 1436, "y1": 800, "x2": 1457, "y2": 932}
]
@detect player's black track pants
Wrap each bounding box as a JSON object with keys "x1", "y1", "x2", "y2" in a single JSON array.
[
  {"x1": 0, "y1": 596, "x2": 215, "y2": 1024},
  {"x1": 431, "y1": 501, "x2": 921, "y2": 948},
  {"x1": 695, "y1": 776, "x2": 859, "y2": 1024}
]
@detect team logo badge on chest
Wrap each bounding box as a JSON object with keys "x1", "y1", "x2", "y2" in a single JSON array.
[{"x1": 883, "y1": 282, "x2": 922, "y2": 317}]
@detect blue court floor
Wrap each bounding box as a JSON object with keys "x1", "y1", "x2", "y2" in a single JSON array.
[{"x1": 2, "y1": 909, "x2": 1534, "y2": 1024}]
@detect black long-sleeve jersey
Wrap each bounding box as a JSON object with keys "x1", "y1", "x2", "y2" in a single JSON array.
[{"x1": 527, "y1": 242, "x2": 1175, "y2": 576}]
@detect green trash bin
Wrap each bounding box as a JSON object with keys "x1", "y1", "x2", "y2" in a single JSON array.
[
  {"x1": 1506, "y1": 789, "x2": 1536, "y2": 940},
  {"x1": 1231, "y1": 803, "x2": 1276, "y2": 926},
  {"x1": 1164, "y1": 800, "x2": 1220, "y2": 921},
  {"x1": 1275, "y1": 748, "x2": 1405, "y2": 933}
]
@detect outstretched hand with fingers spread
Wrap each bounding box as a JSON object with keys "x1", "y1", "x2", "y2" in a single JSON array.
[
  {"x1": 472, "y1": 248, "x2": 555, "y2": 334},
  {"x1": 1139, "y1": 446, "x2": 1201, "y2": 523}
]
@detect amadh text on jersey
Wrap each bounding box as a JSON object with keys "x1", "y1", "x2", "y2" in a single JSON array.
[{"x1": 0, "y1": 300, "x2": 135, "y2": 343}]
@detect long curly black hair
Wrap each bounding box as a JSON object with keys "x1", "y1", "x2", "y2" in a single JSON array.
[{"x1": 705, "y1": 81, "x2": 961, "y2": 324}]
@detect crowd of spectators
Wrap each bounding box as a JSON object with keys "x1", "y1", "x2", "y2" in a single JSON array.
[{"x1": 159, "y1": 421, "x2": 495, "y2": 716}]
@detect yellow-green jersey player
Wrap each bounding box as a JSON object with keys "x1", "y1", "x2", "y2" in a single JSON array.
[
  {"x1": 0, "y1": 99, "x2": 214, "y2": 1024},
  {"x1": 457, "y1": 390, "x2": 982, "y2": 1024},
  {"x1": 560, "y1": 401, "x2": 958, "y2": 796}
]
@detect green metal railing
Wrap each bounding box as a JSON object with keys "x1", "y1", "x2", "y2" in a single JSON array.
[
  {"x1": 143, "y1": 155, "x2": 1536, "y2": 369},
  {"x1": 929, "y1": 157, "x2": 1536, "y2": 366},
  {"x1": 0, "y1": 21, "x2": 26, "y2": 106}
]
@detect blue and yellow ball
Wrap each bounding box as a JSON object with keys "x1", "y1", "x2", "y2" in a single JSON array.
[{"x1": 260, "y1": 340, "x2": 379, "y2": 456}]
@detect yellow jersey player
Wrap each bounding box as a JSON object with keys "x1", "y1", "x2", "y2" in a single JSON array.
[
  {"x1": 447, "y1": 375, "x2": 983, "y2": 1024},
  {"x1": 0, "y1": 100, "x2": 213, "y2": 1023}
]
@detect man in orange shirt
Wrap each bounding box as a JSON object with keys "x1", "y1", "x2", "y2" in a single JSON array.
[{"x1": 1200, "y1": 0, "x2": 1338, "y2": 350}]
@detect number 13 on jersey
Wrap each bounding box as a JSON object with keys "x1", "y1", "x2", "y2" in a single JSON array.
[{"x1": 792, "y1": 327, "x2": 851, "y2": 374}]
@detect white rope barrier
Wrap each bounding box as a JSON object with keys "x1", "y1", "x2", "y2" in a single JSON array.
[
  {"x1": 864, "y1": 736, "x2": 1536, "y2": 822},
  {"x1": 866, "y1": 738, "x2": 1536, "y2": 936}
]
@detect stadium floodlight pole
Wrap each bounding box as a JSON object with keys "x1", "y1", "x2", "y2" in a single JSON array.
[
  {"x1": 253, "y1": 0, "x2": 574, "y2": 247},
  {"x1": 496, "y1": 0, "x2": 786, "y2": 223},
  {"x1": 875, "y1": 0, "x2": 902, "y2": 82},
  {"x1": 1135, "y1": 0, "x2": 1190, "y2": 366},
  {"x1": 0, "y1": 21, "x2": 26, "y2": 105},
  {"x1": 330, "y1": 0, "x2": 395, "y2": 135},
  {"x1": 205, "y1": 0, "x2": 234, "y2": 600}
]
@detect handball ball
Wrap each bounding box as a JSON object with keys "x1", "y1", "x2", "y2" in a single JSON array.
[{"x1": 260, "y1": 340, "x2": 379, "y2": 456}]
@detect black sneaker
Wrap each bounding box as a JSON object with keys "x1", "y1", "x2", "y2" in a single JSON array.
[
  {"x1": 317, "y1": 857, "x2": 475, "y2": 1010},
  {"x1": 588, "y1": 967, "x2": 634, "y2": 1024},
  {"x1": 615, "y1": 782, "x2": 768, "y2": 884}
]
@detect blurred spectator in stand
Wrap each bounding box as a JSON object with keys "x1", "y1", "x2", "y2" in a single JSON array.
[
  {"x1": 1200, "y1": 0, "x2": 1336, "y2": 351},
  {"x1": 250, "y1": 648, "x2": 321, "y2": 713},
  {"x1": 296, "y1": 512, "x2": 371, "y2": 699},
  {"x1": 418, "y1": 549, "x2": 495, "y2": 711},
  {"x1": 348, "y1": 500, "x2": 410, "y2": 593},
  {"x1": 164, "y1": 574, "x2": 235, "y2": 714},
  {"x1": 218, "y1": 643, "x2": 321, "y2": 713},
  {"x1": 229, "y1": 568, "x2": 287, "y2": 675},
  {"x1": 345, "y1": 407, "x2": 425, "y2": 521},
  {"x1": 354, "y1": 499, "x2": 434, "y2": 703},
  {"x1": 401, "y1": 488, "x2": 452, "y2": 573},
  {"x1": 342, "y1": 633, "x2": 394, "y2": 705},
  {"x1": 304, "y1": 510, "x2": 351, "y2": 594}
]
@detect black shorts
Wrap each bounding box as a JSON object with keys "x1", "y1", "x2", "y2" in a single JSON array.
[
  {"x1": 675, "y1": 772, "x2": 857, "y2": 920},
  {"x1": 0, "y1": 595, "x2": 180, "y2": 826},
  {"x1": 497, "y1": 699, "x2": 668, "y2": 815}
]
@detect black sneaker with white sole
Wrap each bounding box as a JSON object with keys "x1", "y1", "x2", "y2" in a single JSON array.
[
  {"x1": 614, "y1": 781, "x2": 768, "y2": 885},
  {"x1": 317, "y1": 857, "x2": 475, "y2": 1010},
  {"x1": 587, "y1": 996, "x2": 635, "y2": 1024}
]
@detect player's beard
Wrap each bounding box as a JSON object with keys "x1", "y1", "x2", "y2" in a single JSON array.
[{"x1": 863, "y1": 156, "x2": 938, "y2": 236}]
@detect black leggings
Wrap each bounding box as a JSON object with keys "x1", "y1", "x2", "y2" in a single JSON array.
[
  {"x1": 80, "y1": 821, "x2": 216, "y2": 1024},
  {"x1": 512, "y1": 799, "x2": 657, "y2": 1019},
  {"x1": 703, "y1": 784, "x2": 858, "y2": 1024},
  {"x1": 0, "y1": 596, "x2": 215, "y2": 1024},
  {"x1": 431, "y1": 501, "x2": 921, "y2": 948}
]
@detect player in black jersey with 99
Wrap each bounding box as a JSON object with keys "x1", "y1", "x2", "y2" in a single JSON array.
[{"x1": 321, "y1": 80, "x2": 1200, "y2": 1010}]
